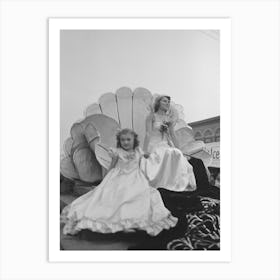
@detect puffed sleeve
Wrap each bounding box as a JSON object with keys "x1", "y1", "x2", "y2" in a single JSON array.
[{"x1": 84, "y1": 123, "x2": 100, "y2": 144}]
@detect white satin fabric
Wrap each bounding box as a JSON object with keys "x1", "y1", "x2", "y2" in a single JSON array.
[
  {"x1": 61, "y1": 147, "x2": 177, "y2": 236},
  {"x1": 142, "y1": 113, "x2": 197, "y2": 192}
]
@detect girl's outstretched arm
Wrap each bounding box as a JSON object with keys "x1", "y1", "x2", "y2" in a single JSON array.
[
  {"x1": 137, "y1": 147, "x2": 150, "y2": 163},
  {"x1": 107, "y1": 149, "x2": 119, "y2": 172},
  {"x1": 108, "y1": 156, "x2": 118, "y2": 171}
]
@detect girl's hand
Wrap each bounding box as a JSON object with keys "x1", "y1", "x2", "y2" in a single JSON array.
[
  {"x1": 108, "y1": 149, "x2": 119, "y2": 171},
  {"x1": 143, "y1": 152, "x2": 150, "y2": 159},
  {"x1": 108, "y1": 148, "x2": 118, "y2": 157}
]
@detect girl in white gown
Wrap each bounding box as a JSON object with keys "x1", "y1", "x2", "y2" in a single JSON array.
[
  {"x1": 61, "y1": 129, "x2": 178, "y2": 236},
  {"x1": 142, "y1": 95, "x2": 197, "y2": 192}
]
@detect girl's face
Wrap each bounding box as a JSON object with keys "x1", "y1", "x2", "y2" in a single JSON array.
[
  {"x1": 120, "y1": 133, "x2": 134, "y2": 151},
  {"x1": 159, "y1": 97, "x2": 170, "y2": 112}
]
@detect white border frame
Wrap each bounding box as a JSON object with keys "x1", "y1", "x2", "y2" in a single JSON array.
[{"x1": 49, "y1": 18, "x2": 231, "y2": 262}]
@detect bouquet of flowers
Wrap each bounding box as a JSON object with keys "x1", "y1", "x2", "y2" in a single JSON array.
[{"x1": 159, "y1": 120, "x2": 172, "y2": 139}]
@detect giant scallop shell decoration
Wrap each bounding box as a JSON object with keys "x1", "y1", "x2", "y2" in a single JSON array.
[{"x1": 60, "y1": 87, "x2": 208, "y2": 183}]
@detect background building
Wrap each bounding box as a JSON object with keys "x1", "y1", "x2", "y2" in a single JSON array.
[
  {"x1": 189, "y1": 116, "x2": 220, "y2": 187},
  {"x1": 189, "y1": 116, "x2": 220, "y2": 143}
]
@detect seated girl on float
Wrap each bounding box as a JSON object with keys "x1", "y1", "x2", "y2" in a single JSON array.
[{"x1": 61, "y1": 128, "x2": 178, "y2": 236}]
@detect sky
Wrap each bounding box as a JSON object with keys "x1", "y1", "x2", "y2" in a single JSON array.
[{"x1": 60, "y1": 30, "x2": 220, "y2": 146}]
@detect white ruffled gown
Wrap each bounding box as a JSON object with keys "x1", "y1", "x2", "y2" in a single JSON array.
[
  {"x1": 142, "y1": 113, "x2": 197, "y2": 192},
  {"x1": 61, "y1": 147, "x2": 178, "y2": 236}
]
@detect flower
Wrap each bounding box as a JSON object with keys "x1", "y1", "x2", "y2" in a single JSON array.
[
  {"x1": 159, "y1": 121, "x2": 172, "y2": 139},
  {"x1": 159, "y1": 121, "x2": 171, "y2": 133}
]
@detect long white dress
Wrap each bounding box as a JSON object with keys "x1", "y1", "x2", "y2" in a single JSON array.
[
  {"x1": 142, "y1": 113, "x2": 197, "y2": 192},
  {"x1": 61, "y1": 147, "x2": 178, "y2": 236}
]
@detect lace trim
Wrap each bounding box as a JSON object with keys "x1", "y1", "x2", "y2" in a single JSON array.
[{"x1": 61, "y1": 210, "x2": 178, "y2": 236}]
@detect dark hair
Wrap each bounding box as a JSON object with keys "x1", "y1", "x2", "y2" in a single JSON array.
[
  {"x1": 153, "y1": 95, "x2": 171, "y2": 112},
  {"x1": 116, "y1": 128, "x2": 140, "y2": 149}
]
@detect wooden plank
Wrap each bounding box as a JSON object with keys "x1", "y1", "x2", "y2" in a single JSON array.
[
  {"x1": 175, "y1": 126, "x2": 195, "y2": 149},
  {"x1": 132, "y1": 87, "x2": 153, "y2": 148},
  {"x1": 82, "y1": 114, "x2": 120, "y2": 148},
  {"x1": 84, "y1": 103, "x2": 102, "y2": 117},
  {"x1": 116, "y1": 87, "x2": 133, "y2": 129},
  {"x1": 84, "y1": 123, "x2": 100, "y2": 152},
  {"x1": 60, "y1": 156, "x2": 79, "y2": 180},
  {"x1": 72, "y1": 147, "x2": 102, "y2": 183},
  {"x1": 63, "y1": 137, "x2": 73, "y2": 157},
  {"x1": 98, "y1": 92, "x2": 119, "y2": 124}
]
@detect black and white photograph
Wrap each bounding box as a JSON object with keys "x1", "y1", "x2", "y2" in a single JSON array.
[
  {"x1": 59, "y1": 26, "x2": 222, "y2": 251},
  {"x1": 48, "y1": 18, "x2": 231, "y2": 262},
  {"x1": 1, "y1": 0, "x2": 279, "y2": 278},
  {"x1": 1, "y1": 0, "x2": 280, "y2": 278}
]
